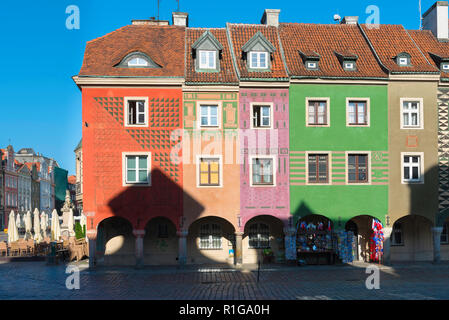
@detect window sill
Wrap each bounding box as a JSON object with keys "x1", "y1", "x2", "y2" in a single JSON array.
[
  {"x1": 198, "y1": 248, "x2": 223, "y2": 250},
  {"x1": 401, "y1": 180, "x2": 424, "y2": 185}
]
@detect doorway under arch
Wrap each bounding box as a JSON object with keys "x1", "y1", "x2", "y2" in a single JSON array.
[
  {"x1": 143, "y1": 217, "x2": 178, "y2": 265},
  {"x1": 96, "y1": 216, "x2": 135, "y2": 266}
]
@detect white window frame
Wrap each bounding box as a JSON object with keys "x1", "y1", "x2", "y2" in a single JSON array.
[
  {"x1": 345, "y1": 151, "x2": 372, "y2": 185},
  {"x1": 401, "y1": 152, "x2": 424, "y2": 184},
  {"x1": 250, "y1": 102, "x2": 273, "y2": 129},
  {"x1": 198, "y1": 223, "x2": 222, "y2": 250},
  {"x1": 306, "y1": 61, "x2": 318, "y2": 70},
  {"x1": 400, "y1": 98, "x2": 423, "y2": 129},
  {"x1": 196, "y1": 155, "x2": 223, "y2": 188},
  {"x1": 122, "y1": 152, "x2": 152, "y2": 187},
  {"x1": 199, "y1": 50, "x2": 216, "y2": 69},
  {"x1": 127, "y1": 57, "x2": 149, "y2": 67},
  {"x1": 249, "y1": 155, "x2": 277, "y2": 187},
  {"x1": 197, "y1": 101, "x2": 221, "y2": 129},
  {"x1": 442, "y1": 63, "x2": 449, "y2": 71},
  {"x1": 305, "y1": 97, "x2": 330, "y2": 127},
  {"x1": 124, "y1": 97, "x2": 149, "y2": 127},
  {"x1": 249, "y1": 51, "x2": 269, "y2": 69},
  {"x1": 398, "y1": 57, "x2": 409, "y2": 66},
  {"x1": 346, "y1": 98, "x2": 370, "y2": 127},
  {"x1": 305, "y1": 151, "x2": 332, "y2": 185},
  {"x1": 344, "y1": 61, "x2": 355, "y2": 70}
]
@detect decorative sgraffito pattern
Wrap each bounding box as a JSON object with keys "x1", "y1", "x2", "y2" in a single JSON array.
[
  {"x1": 289, "y1": 151, "x2": 389, "y2": 185},
  {"x1": 94, "y1": 96, "x2": 181, "y2": 183},
  {"x1": 183, "y1": 92, "x2": 238, "y2": 129},
  {"x1": 94, "y1": 97, "x2": 124, "y2": 125},
  {"x1": 438, "y1": 88, "x2": 449, "y2": 211}
]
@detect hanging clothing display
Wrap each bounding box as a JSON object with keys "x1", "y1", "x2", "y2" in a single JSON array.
[
  {"x1": 370, "y1": 218, "x2": 384, "y2": 262},
  {"x1": 335, "y1": 230, "x2": 356, "y2": 263}
]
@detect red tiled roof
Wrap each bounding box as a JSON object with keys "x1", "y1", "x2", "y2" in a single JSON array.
[
  {"x1": 360, "y1": 24, "x2": 438, "y2": 74},
  {"x1": 227, "y1": 24, "x2": 289, "y2": 80},
  {"x1": 185, "y1": 28, "x2": 238, "y2": 84},
  {"x1": 68, "y1": 175, "x2": 76, "y2": 185},
  {"x1": 78, "y1": 25, "x2": 186, "y2": 77},
  {"x1": 24, "y1": 162, "x2": 40, "y2": 172},
  {"x1": 279, "y1": 23, "x2": 387, "y2": 79},
  {"x1": 408, "y1": 29, "x2": 449, "y2": 79}
]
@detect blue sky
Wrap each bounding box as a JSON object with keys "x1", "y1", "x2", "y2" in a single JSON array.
[{"x1": 0, "y1": 0, "x2": 434, "y2": 174}]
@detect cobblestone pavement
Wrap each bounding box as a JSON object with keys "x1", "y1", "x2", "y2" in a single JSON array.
[{"x1": 1, "y1": 260, "x2": 449, "y2": 300}]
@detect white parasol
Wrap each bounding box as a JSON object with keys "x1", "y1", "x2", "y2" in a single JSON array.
[{"x1": 7, "y1": 211, "x2": 19, "y2": 243}]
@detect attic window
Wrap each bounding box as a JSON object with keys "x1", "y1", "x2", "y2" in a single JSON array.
[
  {"x1": 306, "y1": 61, "x2": 319, "y2": 70},
  {"x1": 199, "y1": 50, "x2": 216, "y2": 69},
  {"x1": 442, "y1": 62, "x2": 449, "y2": 71},
  {"x1": 396, "y1": 53, "x2": 411, "y2": 67},
  {"x1": 344, "y1": 61, "x2": 356, "y2": 71},
  {"x1": 128, "y1": 57, "x2": 149, "y2": 67},
  {"x1": 250, "y1": 51, "x2": 268, "y2": 69},
  {"x1": 116, "y1": 52, "x2": 161, "y2": 69}
]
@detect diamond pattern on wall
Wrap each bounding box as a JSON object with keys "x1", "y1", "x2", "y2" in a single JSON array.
[
  {"x1": 94, "y1": 96, "x2": 181, "y2": 183},
  {"x1": 438, "y1": 88, "x2": 449, "y2": 211}
]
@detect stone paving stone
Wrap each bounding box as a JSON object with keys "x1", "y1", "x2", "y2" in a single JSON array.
[{"x1": 2, "y1": 261, "x2": 449, "y2": 299}]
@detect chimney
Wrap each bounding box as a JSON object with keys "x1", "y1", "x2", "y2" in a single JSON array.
[
  {"x1": 261, "y1": 9, "x2": 280, "y2": 27},
  {"x1": 172, "y1": 12, "x2": 189, "y2": 27},
  {"x1": 340, "y1": 16, "x2": 359, "y2": 25},
  {"x1": 423, "y1": 1, "x2": 449, "y2": 41}
]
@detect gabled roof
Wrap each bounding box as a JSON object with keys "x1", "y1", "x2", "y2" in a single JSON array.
[
  {"x1": 279, "y1": 23, "x2": 387, "y2": 79},
  {"x1": 241, "y1": 31, "x2": 276, "y2": 53},
  {"x1": 24, "y1": 162, "x2": 40, "y2": 173},
  {"x1": 360, "y1": 24, "x2": 438, "y2": 74},
  {"x1": 185, "y1": 28, "x2": 238, "y2": 85},
  {"x1": 408, "y1": 29, "x2": 449, "y2": 79},
  {"x1": 78, "y1": 25, "x2": 186, "y2": 78},
  {"x1": 227, "y1": 23, "x2": 289, "y2": 81},
  {"x1": 192, "y1": 30, "x2": 223, "y2": 51}
]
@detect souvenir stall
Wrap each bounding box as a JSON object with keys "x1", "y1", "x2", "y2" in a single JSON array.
[
  {"x1": 296, "y1": 217, "x2": 335, "y2": 265},
  {"x1": 370, "y1": 219, "x2": 384, "y2": 263}
]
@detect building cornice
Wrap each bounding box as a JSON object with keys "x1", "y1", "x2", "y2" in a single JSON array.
[
  {"x1": 182, "y1": 85, "x2": 239, "y2": 92},
  {"x1": 72, "y1": 75, "x2": 185, "y2": 88},
  {"x1": 388, "y1": 74, "x2": 441, "y2": 81},
  {"x1": 239, "y1": 80, "x2": 290, "y2": 88},
  {"x1": 290, "y1": 78, "x2": 388, "y2": 85}
]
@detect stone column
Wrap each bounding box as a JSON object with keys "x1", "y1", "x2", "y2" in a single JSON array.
[
  {"x1": 177, "y1": 230, "x2": 188, "y2": 266},
  {"x1": 382, "y1": 227, "x2": 393, "y2": 265},
  {"x1": 86, "y1": 229, "x2": 97, "y2": 269},
  {"x1": 235, "y1": 232, "x2": 244, "y2": 266},
  {"x1": 133, "y1": 229, "x2": 146, "y2": 269},
  {"x1": 284, "y1": 227, "x2": 297, "y2": 264},
  {"x1": 432, "y1": 227, "x2": 443, "y2": 263}
]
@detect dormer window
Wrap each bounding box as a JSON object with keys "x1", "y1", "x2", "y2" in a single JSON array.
[
  {"x1": 116, "y1": 52, "x2": 161, "y2": 69},
  {"x1": 344, "y1": 61, "x2": 355, "y2": 70},
  {"x1": 306, "y1": 61, "x2": 318, "y2": 70},
  {"x1": 199, "y1": 50, "x2": 216, "y2": 69},
  {"x1": 335, "y1": 51, "x2": 358, "y2": 72},
  {"x1": 250, "y1": 51, "x2": 268, "y2": 69},
  {"x1": 192, "y1": 31, "x2": 223, "y2": 73},
  {"x1": 299, "y1": 50, "x2": 321, "y2": 71},
  {"x1": 395, "y1": 52, "x2": 411, "y2": 67},
  {"x1": 241, "y1": 31, "x2": 276, "y2": 72},
  {"x1": 428, "y1": 52, "x2": 449, "y2": 72}
]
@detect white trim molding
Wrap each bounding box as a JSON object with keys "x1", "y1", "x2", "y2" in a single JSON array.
[
  {"x1": 305, "y1": 97, "x2": 331, "y2": 127},
  {"x1": 345, "y1": 151, "x2": 372, "y2": 185},
  {"x1": 249, "y1": 102, "x2": 274, "y2": 130},
  {"x1": 122, "y1": 152, "x2": 152, "y2": 187},
  {"x1": 400, "y1": 152, "x2": 425, "y2": 184},
  {"x1": 124, "y1": 97, "x2": 149, "y2": 127},
  {"x1": 400, "y1": 97, "x2": 424, "y2": 130},
  {"x1": 346, "y1": 97, "x2": 371, "y2": 127},
  {"x1": 196, "y1": 101, "x2": 222, "y2": 129},
  {"x1": 249, "y1": 154, "x2": 277, "y2": 187},
  {"x1": 196, "y1": 155, "x2": 223, "y2": 188},
  {"x1": 305, "y1": 151, "x2": 332, "y2": 185}
]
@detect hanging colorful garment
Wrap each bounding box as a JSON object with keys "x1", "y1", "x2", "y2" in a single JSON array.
[
  {"x1": 336, "y1": 230, "x2": 355, "y2": 263},
  {"x1": 370, "y1": 219, "x2": 384, "y2": 262}
]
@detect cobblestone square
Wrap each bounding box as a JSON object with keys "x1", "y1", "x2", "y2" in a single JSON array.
[{"x1": 2, "y1": 260, "x2": 449, "y2": 300}]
